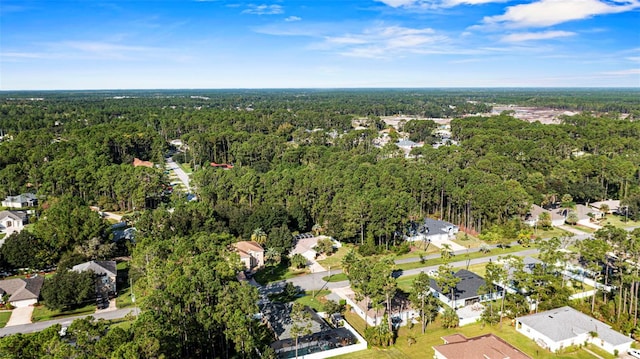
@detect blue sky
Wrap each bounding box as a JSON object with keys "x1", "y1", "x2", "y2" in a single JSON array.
[{"x1": 1, "y1": 0, "x2": 639, "y2": 89}]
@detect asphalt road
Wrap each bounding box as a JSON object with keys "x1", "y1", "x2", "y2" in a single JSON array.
[
  {"x1": 283, "y1": 248, "x2": 540, "y2": 291},
  {"x1": 166, "y1": 157, "x2": 191, "y2": 191},
  {"x1": 0, "y1": 307, "x2": 140, "y2": 337}
]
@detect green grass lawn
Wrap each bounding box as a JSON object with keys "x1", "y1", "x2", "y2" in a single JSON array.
[
  {"x1": 318, "y1": 244, "x2": 354, "y2": 270},
  {"x1": 294, "y1": 290, "x2": 331, "y2": 312},
  {"x1": 178, "y1": 162, "x2": 193, "y2": 174},
  {"x1": 395, "y1": 245, "x2": 528, "y2": 272},
  {"x1": 532, "y1": 227, "x2": 572, "y2": 239},
  {"x1": 0, "y1": 311, "x2": 12, "y2": 328},
  {"x1": 253, "y1": 262, "x2": 308, "y2": 284},
  {"x1": 323, "y1": 273, "x2": 348, "y2": 282},
  {"x1": 601, "y1": 215, "x2": 640, "y2": 228},
  {"x1": 451, "y1": 232, "x2": 484, "y2": 249},
  {"x1": 32, "y1": 302, "x2": 96, "y2": 322},
  {"x1": 336, "y1": 313, "x2": 614, "y2": 359}
]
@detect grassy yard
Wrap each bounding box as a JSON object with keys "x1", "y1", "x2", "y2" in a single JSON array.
[
  {"x1": 32, "y1": 302, "x2": 96, "y2": 322},
  {"x1": 336, "y1": 312, "x2": 614, "y2": 359},
  {"x1": 318, "y1": 244, "x2": 354, "y2": 270},
  {"x1": 533, "y1": 227, "x2": 572, "y2": 239},
  {"x1": 0, "y1": 311, "x2": 12, "y2": 328},
  {"x1": 451, "y1": 232, "x2": 483, "y2": 249},
  {"x1": 294, "y1": 290, "x2": 331, "y2": 312},
  {"x1": 178, "y1": 162, "x2": 193, "y2": 174},
  {"x1": 253, "y1": 262, "x2": 308, "y2": 284},
  {"x1": 395, "y1": 245, "x2": 529, "y2": 272},
  {"x1": 601, "y1": 215, "x2": 640, "y2": 228}
]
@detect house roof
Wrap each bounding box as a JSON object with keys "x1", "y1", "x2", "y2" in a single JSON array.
[
  {"x1": 407, "y1": 218, "x2": 458, "y2": 239},
  {"x1": 132, "y1": 158, "x2": 154, "y2": 168},
  {"x1": 0, "y1": 210, "x2": 27, "y2": 222},
  {"x1": 396, "y1": 139, "x2": 419, "y2": 147},
  {"x1": 434, "y1": 334, "x2": 531, "y2": 359},
  {"x1": 590, "y1": 200, "x2": 620, "y2": 213},
  {"x1": 2, "y1": 193, "x2": 37, "y2": 204},
  {"x1": 233, "y1": 241, "x2": 263, "y2": 253},
  {"x1": 72, "y1": 260, "x2": 117, "y2": 277},
  {"x1": 430, "y1": 269, "x2": 496, "y2": 301},
  {"x1": 516, "y1": 306, "x2": 633, "y2": 346},
  {"x1": 0, "y1": 276, "x2": 44, "y2": 303},
  {"x1": 262, "y1": 302, "x2": 330, "y2": 340},
  {"x1": 528, "y1": 204, "x2": 565, "y2": 222}
]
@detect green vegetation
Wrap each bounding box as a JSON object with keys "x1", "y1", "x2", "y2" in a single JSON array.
[
  {"x1": 322, "y1": 273, "x2": 348, "y2": 282},
  {"x1": 395, "y1": 245, "x2": 528, "y2": 272},
  {"x1": 0, "y1": 311, "x2": 11, "y2": 328},
  {"x1": 338, "y1": 313, "x2": 614, "y2": 359},
  {"x1": 294, "y1": 290, "x2": 331, "y2": 312},
  {"x1": 31, "y1": 302, "x2": 96, "y2": 322}
]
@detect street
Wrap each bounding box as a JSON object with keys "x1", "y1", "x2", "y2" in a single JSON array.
[
  {"x1": 166, "y1": 156, "x2": 191, "y2": 192},
  {"x1": 0, "y1": 307, "x2": 140, "y2": 337}
]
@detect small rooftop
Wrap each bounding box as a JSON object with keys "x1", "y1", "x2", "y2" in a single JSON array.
[{"x1": 434, "y1": 333, "x2": 531, "y2": 359}]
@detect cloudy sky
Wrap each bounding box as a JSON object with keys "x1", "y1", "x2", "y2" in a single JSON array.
[{"x1": 1, "y1": 0, "x2": 639, "y2": 89}]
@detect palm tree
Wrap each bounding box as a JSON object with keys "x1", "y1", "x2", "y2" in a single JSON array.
[{"x1": 251, "y1": 227, "x2": 267, "y2": 244}]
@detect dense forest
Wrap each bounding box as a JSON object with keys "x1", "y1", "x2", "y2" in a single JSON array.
[{"x1": 0, "y1": 89, "x2": 639, "y2": 358}]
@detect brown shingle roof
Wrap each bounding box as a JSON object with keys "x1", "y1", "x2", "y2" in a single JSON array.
[
  {"x1": 434, "y1": 334, "x2": 531, "y2": 359},
  {"x1": 233, "y1": 241, "x2": 263, "y2": 253}
]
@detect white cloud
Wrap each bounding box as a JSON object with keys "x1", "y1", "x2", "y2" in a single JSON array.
[
  {"x1": 501, "y1": 30, "x2": 576, "y2": 42},
  {"x1": 483, "y1": 0, "x2": 640, "y2": 28},
  {"x1": 626, "y1": 56, "x2": 640, "y2": 62},
  {"x1": 285, "y1": 16, "x2": 301, "y2": 22},
  {"x1": 601, "y1": 68, "x2": 640, "y2": 75},
  {"x1": 376, "y1": 0, "x2": 510, "y2": 8},
  {"x1": 319, "y1": 26, "x2": 449, "y2": 58},
  {"x1": 242, "y1": 4, "x2": 284, "y2": 15}
]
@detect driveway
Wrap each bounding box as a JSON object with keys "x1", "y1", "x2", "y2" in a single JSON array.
[{"x1": 5, "y1": 306, "x2": 33, "y2": 327}]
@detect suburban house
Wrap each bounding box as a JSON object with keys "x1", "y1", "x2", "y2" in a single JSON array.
[
  {"x1": 405, "y1": 218, "x2": 459, "y2": 243},
  {"x1": 338, "y1": 287, "x2": 417, "y2": 327},
  {"x1": 433, "y1": 333, "x2": 531, "y2": 359},
  {"x1": 0, "y1": 276, "x2": 44, "y2": 307},
  {"x1": 590, "y1": 200, "x2": 620, "y2": 214},
  {"x1": 575, "y1": 204, "x2": 604, "y2": 227},
  {"x1": 1, "y1": 193, "x2": 37, "y2": 208},
  {"x1": 515, "y1": 306, "x2": 633, "y2": 355},
  {"x1": 524, "y1": 204, "x2": 565, "y2": 227},
  {"x1": 396, "y1": 139, "x2": 423, "y2": 157},
  {"x1": 233, "y1": 241, "x2": 264, "y2": 270},
  {"x1": 429, "y1": 269, "x2": 503, "y2": 310},
  {"x1": 72, "y1": 260, "x2": 117, "y2": 295},
  {"x1": 132, "y1": 158, "x2": 154, "y2": 168},
  {"x1": 0, "y1": 210, "x2": 28, "y2": 237}
]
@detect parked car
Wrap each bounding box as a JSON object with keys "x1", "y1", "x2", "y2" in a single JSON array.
[{"x1": 629, "y1": 348, "x2": 640, "y2": 359}]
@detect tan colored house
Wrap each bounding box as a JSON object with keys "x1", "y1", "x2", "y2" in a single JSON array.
[
  {"x1": 434, "y1": 333, "x2": 531, "y2": 359},
  {"x1": 233, "y1": 241, "x2": 264, "y2": 270},
  {"x1": 0, "y1": 276, "x2": 44, "y2": 308}
]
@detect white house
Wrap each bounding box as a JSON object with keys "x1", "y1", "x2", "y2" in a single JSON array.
[
  {"x1": 516, "y1": 306, "x2": 633, "y2": 355},
  {"x1": 1, "y1": 193, "x2": 37, "y2": 208},
  {"x1": 72, "y1": 260, "x2": 117, "y2": 294},
  {"x1": 405, "y1": 218, "x2": 459, "y2": 243},
  {"x1": 429, "y1": 269, "x2": 504, "y2": 312},
  {"x1": 337, "y1": 287, "x2": 417, "y2": 328},
  {"x1": 0, "y1": 276, "x2": 44, "y2": 307},
  {"x1": 0, "y1": 210, "x2": 28, "y2": 237}
]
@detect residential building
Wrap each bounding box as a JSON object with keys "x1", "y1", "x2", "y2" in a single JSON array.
[
  {"x1": 0, "y1": 276, "x2": 44, "y2": 307},
  {"x1": 72, "y1": 260, "x2": 117, "y2": 295},
  {"x1": 430, "y1": 269, "x2": 503, "y2": 309},
  {"x1": 590, "y1": 200, "x2": 620, "y2": 214},
  {"x1": 337, "y1": 287, "x2": 417, "y2": 327},
  {"x1": 433, "y1": 333, "x2": 531, "y2": 359},
  {"x1": 524, "y1": 204, "x2": 565, "y2": 227},
  {"x1": 0, "y1": 210, "x2": 28, "y2": 237},
  {"x1": 1, "y1": 193, "x2": 37, "y2": 208},
  {"x1": 132, "y1": 158, "x2": 154, "y2": 168},
  {"x1": 233, "y1": 241, "x2": 264, "y2": 270},
  {"x1": 405, "y1": 218, "x2": 459, "y2": 243},
  {"x1": 516, "y1": 306, "x2": 633, "y2": 355}
]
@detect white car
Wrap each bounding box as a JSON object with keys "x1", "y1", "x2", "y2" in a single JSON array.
[{"x1": 628, "y1": 348, "x2": 640, "y2": 359}]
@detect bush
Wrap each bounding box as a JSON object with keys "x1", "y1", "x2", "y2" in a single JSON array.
[
  {"x1": 290, "y1": 254, "x2": 307, "y2": 269},
  {"x1": 392, "y1": 242, "x2": 410, "y2": 255}
]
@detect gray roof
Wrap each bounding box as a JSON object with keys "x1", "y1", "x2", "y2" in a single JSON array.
[
  {"x1": 0, "y1": 210, "x2": 27, "y2": 222},
  {"x1": 516, "y1": 306, "x2": 633, "y2": 346},
  {"x1": 262, "y1": 302, "x2": 330, "y2": 340},
  {"x1": 2, "y1": 193, "x2": 37, "y2": 205},
  {"x1": 72, "y1": 260, "x2": 117, "y2": 277},
  {"x1": 430, "y1": 269, "x2": 495, "y2": 301},
  {"x1": 396, "y1": 139, "x2": 419, "y2": 147},
  {"x1": 0, "y1": 276, "x2": 44, "y2": 302}
]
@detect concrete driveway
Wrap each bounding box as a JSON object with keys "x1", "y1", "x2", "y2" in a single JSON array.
[{"x1": 5, "y1": 306, "x2": 33, "y2": 327}]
